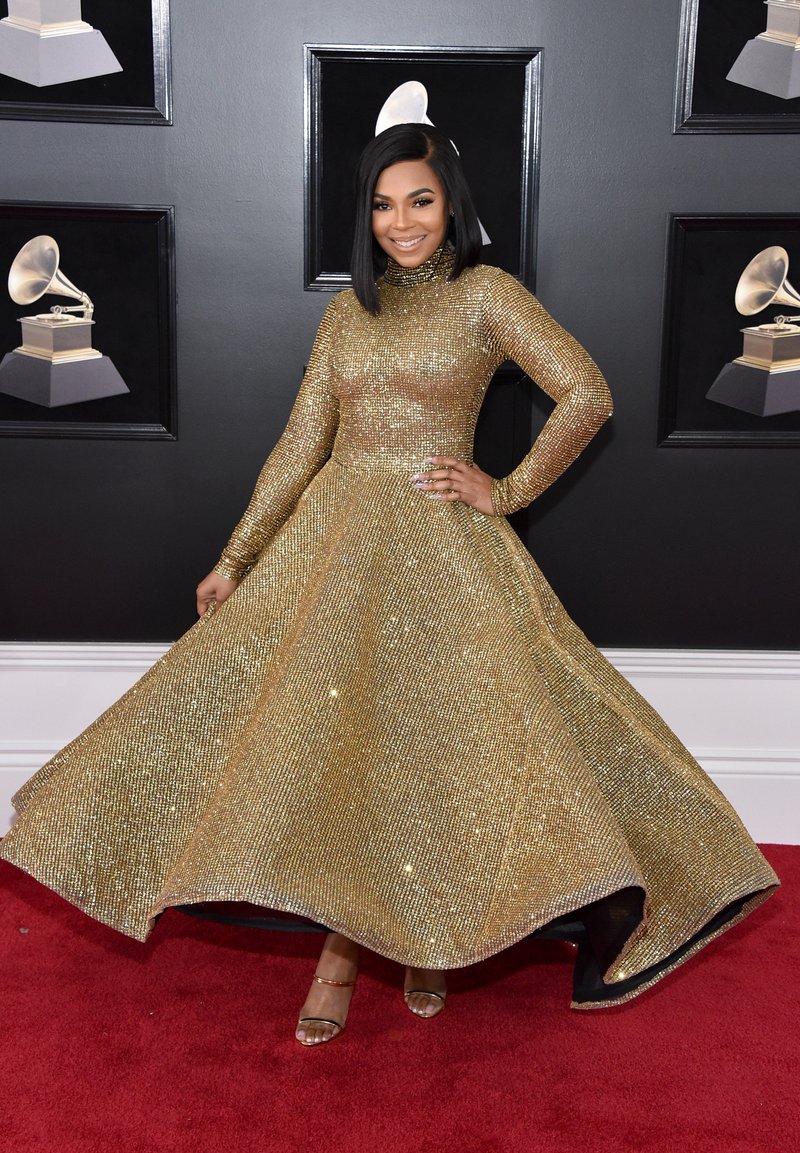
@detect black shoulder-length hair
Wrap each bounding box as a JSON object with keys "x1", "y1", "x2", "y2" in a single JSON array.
[{"x1": 350, "y1": 123, "x2": 483, "y2": 315}]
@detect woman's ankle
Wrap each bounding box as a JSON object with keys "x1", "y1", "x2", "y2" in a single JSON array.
[{"x1": 318, "y1": 931, "x2": 359, "y2": 971}]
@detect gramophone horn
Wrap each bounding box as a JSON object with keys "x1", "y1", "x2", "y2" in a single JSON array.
[
  {"x1": 735, "y1": 245, "x2": 800, "y2": 316},
  {"x1": 375, "y1": 81, "x2": 433, "y2": 136},
  {"x1": 8, "y1": 235, "x2": 85, "y2": 307}
]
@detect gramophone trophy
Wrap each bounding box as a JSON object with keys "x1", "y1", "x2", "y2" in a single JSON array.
[
  {"x1": 727, "y1": 0, "x2": 800, "y2": 100},
  {"x1": 0, "y1": 234, "x2": 129, "y2": 408},
  {"x1": 0, "y1": 0, "x2": 121, "y2": 87},
  {"x1": 706, "y1": 246, "x2": 800, "y2": 417}
]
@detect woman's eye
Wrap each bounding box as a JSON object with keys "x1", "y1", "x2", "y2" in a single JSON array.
[
  {"x1": 372, "y1": 202, "x2": 390, "y2": 211},
  {"x1": 414, "y1": 198, "x2": 433, "y2": 207}
]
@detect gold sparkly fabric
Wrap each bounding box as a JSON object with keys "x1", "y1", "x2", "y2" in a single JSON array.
[{"x1": 0, "y1": 249, "x2": 778, "y2": 1008}]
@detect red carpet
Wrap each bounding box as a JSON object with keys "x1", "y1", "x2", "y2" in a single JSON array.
[{"x1": 1, "y1": 844, "x2": 797, "y2": 1153}]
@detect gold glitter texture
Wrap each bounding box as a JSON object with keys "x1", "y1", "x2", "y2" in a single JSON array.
[{"x1": 0, "y1": 249, "x2": 778, "y2": 1006}]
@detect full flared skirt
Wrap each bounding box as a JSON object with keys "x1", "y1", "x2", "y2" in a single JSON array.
[{"x1": 0, "y1": 456, "x2": 779, "y2": 1006}]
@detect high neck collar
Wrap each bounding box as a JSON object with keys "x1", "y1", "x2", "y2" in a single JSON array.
[{"x1": 381, "y1": 244, "x2": 454, "y2": 287}]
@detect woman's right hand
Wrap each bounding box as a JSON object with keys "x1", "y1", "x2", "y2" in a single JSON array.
[{"x1": 196, "y1": 570, "x2": 239, "y2": 617}]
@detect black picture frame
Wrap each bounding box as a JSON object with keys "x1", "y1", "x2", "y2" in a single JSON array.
[
  {"x1": 675, "y1": 0, "x2": 800, "y2": 133},
  {"x1": 0, "y1": 0, "x2": 171, "y2": 125},
  {"x1": 0, "y1": 201, "x2": 176, "y2": 439},
  {"x1": 304, "y1": 44, "x2": 542, "y2": 290},
  {"x1": 658, "y1": 214, "x2": 800, "y2": 447}
]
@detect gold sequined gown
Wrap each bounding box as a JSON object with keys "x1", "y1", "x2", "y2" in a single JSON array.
[{"x1": 0, "y1": 248, "x2": 778, "y2": 1008}]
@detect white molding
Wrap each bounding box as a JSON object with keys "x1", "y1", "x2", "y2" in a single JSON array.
[
  {"x1": 2, "y1": 741, "x2": 796, "y2": 777},
  {"x1": 602, "y1": 648, "x2": 800, "y2": 679},
  {"x1": 0, "y1": 642, "x2": 169, "y2": 669},
  {"x1": 694, "y1": 747, "x2": 800, "y2": 775},
  {"x1": 2, "y1": 643, "x2": 797, "y2": 674},
  {"x1": 0, "y1": 740, "x2": 72, "y2": 768},
  {"x1": 1, "y1": 642, "x2": 797, "y2": 675},
  {"x1": 1, "y1": 644, "x2": 798, "y2": 842}
]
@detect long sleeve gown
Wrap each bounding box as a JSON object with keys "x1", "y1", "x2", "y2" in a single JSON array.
[{"x1": 0, "y1": 246, "x2": 778, "y2": 1008}]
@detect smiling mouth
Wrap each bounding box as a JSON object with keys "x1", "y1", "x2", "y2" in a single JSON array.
[{"x1": 391, "y1": 235, "x2": 427, "y2": 250}]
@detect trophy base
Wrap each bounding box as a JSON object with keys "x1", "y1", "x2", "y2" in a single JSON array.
[
  {"x1": 0, "y1": 351, "x2": 129, "y2": 408},
  {"x1": 0, "y1": 21, "x2": 121, "y2": 87},
  {"x1": 706, "y1": 360, "x2": 800, "y2": 417},
  {"x1": 726, "y1": 37, "x2": 800, "y2": 100}
]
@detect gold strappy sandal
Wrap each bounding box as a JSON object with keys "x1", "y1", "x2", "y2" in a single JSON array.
[
  {"x1": 403, "y1": 988, "x2": 447, "y2": 1018},
  {"x1": 296, "y1": 973, "x2": 357, "y2": 1046},
  {"x1": 403, "y1": 965, "x2": 447, "y2": 1018}
]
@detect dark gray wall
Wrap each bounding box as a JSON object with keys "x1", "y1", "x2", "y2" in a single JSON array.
[{"x1": 2, "y1": 1, "x2": 798, "y2": 646}]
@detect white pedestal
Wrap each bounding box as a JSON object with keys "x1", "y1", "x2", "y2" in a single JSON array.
[
  {"x1": 708, "y1": 322, "x2": 800, "y2": 415},
  {"x1": 0, "y1": 2, "x2": 121, "y2": 87},
  {"x1": 0, "y1": 351, "x2": 128, "y2": 407},
  {"x1": 706, "y1": 360, "x2": 800, "y2": 416},
  {"x1": 727, "y1": 36, "x2": 800, "y2": 101}
]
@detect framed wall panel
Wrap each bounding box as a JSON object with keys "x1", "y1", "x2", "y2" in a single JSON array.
[
  {"x1": 304, "y1": 44, "x2": 542, "y2": 290},
  {"x1": 0, "y1": 0, "x2": 171, "y2": 125},
  {"x1": 659, "y1": 214, "x2": 800, "y2": 446},
  {"x1": 0, "y1": 201, "x2": 176, "y2": 439},
  {"x1": 675, "y1": 0, "x2": 800, "y2": 133}
]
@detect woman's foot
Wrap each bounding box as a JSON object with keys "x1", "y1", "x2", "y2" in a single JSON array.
[
  {"x1": 404, "y1": 966, "x2": 447, "y2": 1018},
  {"x1": 296, "y1": 932, "x2": 359, "y2": 1046}
]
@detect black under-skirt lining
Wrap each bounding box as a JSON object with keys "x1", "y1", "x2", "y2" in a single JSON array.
[
  {"x1": 536, "y1": 887, "x2": 755, "y2": 1005},
  {"x1": 173, "y1": 884, "x2": 757, "y2": 1007}
]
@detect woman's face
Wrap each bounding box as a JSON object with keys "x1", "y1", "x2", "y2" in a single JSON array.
[{"x1": 371, "y1": 159, "x2": 448, "y2": 268}]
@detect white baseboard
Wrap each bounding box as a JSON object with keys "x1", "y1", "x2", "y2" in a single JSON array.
[{"x1": 1, "y1": 644, "x2": 798, "y2": 843}]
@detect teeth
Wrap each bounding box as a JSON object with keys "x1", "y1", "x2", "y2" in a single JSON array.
[{"x1": 393, "y1": 236, "x2": 425, "y2": 249}]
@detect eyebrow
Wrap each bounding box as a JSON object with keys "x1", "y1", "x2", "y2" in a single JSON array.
[{"x1": 373, "y1": 187, "x2": 436, "y2": 200}]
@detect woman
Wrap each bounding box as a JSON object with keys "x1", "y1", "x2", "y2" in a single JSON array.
[{"x1": 0, "y1": 125, "x2": 779, "y2": 1048}]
